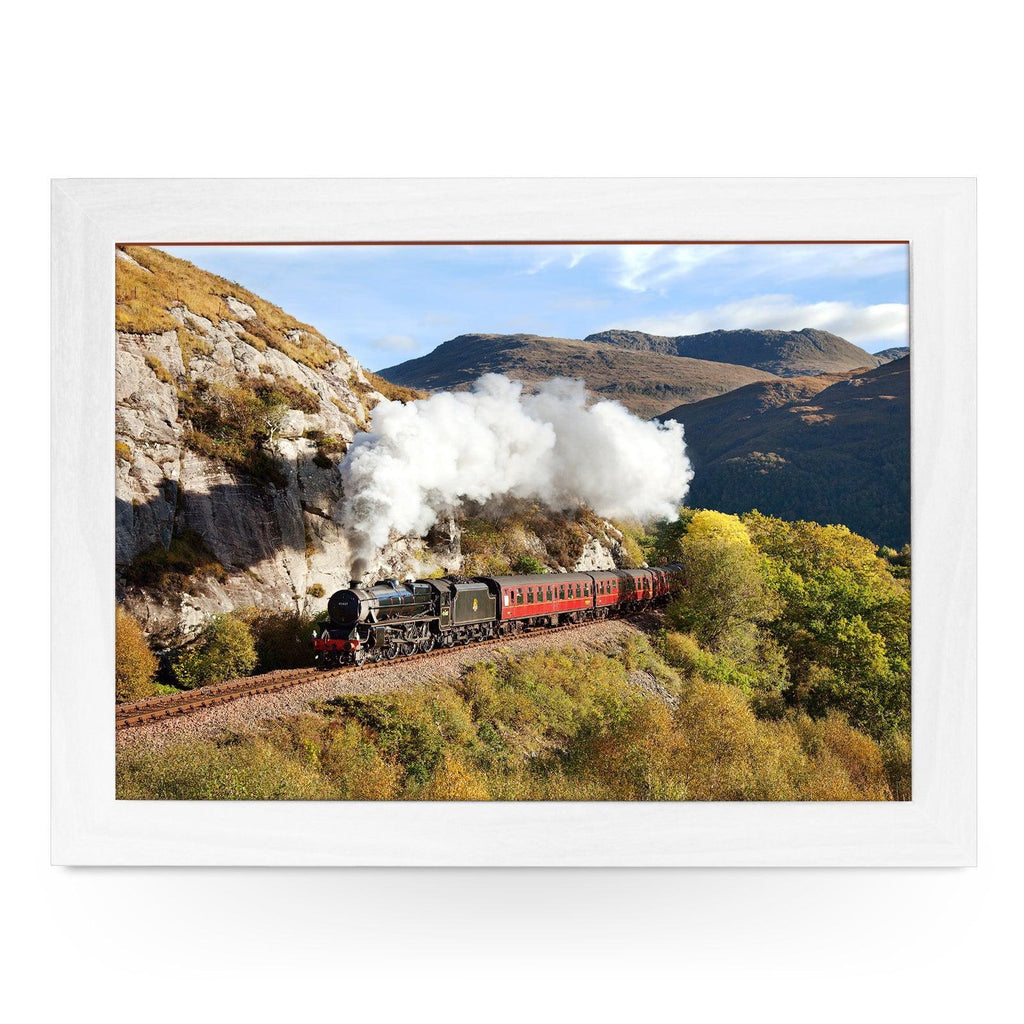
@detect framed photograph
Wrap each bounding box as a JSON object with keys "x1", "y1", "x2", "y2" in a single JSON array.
[{"x1": 51, "y1": 178, "x2": 976, "y2": 865}]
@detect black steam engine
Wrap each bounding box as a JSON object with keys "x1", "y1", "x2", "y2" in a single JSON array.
[{"x1": 313, "y1": 565, "x2": 682, "y2": 667}]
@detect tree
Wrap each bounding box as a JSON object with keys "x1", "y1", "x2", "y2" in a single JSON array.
[
  {"x1": 743, "y1": 512, "x2": 911, "y2": 738},
  {"x1": 115, "y1": 606, "x2": 158, "y2": 703},
  {"x1": 666, "y1": 511, "x2": 773, "y2": 662},
  {"x1": 512, "y1": 554, "x2": 546, "y2": 574},
  {"x1": 174, "y1": 613, "x2": 258, "y2": 689}
]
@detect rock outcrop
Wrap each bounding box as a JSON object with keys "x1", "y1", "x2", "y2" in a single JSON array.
[
  {"x1": 115, "y1": 246, "x2": 647, "y2": 647},
  {"x1": 115, "y1": 246, "x2": 453, "y2": 645}
]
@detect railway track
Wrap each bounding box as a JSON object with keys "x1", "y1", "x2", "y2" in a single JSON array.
[{"x1": 115, "y1": 617, "x2": 609, "y2": 730}]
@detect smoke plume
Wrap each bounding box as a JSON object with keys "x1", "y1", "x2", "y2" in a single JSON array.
[{"x1": 340, "y1": 374, "x2": 693, "y2": 574}]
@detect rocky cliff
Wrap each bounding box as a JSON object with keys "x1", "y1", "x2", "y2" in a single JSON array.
[
  {"x1": 115, "y1": 247, "x2": 629, "y2": 646},
  {"x1": 115, "y1": 246, "x2": 454, "y2": 644}
]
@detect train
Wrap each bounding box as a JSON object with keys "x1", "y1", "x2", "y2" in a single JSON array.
[{"x1": 312, "y1": 564, "x2": 684, "y2": 667}]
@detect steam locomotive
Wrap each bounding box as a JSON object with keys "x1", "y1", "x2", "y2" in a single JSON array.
[{"x1": 313, "y1": 565, "x2": 683, "y2": 667}]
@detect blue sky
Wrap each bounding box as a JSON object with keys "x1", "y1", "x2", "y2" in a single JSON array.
[{"x1": 160, "y1": 243, "x2": 909, "y2": 371}]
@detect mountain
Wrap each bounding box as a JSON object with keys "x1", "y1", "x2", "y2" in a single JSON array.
[
  {"x1": 660, "y1": 359, "x2": 910, "y2": 547},
  {"x1": 584, "y1": 327, "x2": 883, "y2": 377},
  {"x1": 377, "y1": 333, "x2": 779, "y2": 417},
  {"x1": 873, "y1": 347, "x2": 910, "y2": 363}
]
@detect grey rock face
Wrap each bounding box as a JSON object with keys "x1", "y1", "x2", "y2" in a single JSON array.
[
  {"x1": 115, "y1": 299, "x2": 443, "y2": 646},
  {"x1": 116, "y1": 291, "x2": 637, "y2": 647}
]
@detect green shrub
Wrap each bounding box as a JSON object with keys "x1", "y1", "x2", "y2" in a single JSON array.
[
  {"x1": 881, "y1": 729, "x2": 912, "y2": 801},
  {"x1": 177, "y1": 379, "x2": 302, "y2": 488},
  {"x1": 116, "y1": 738, "x2": 335, "y2": 800},
  {"x1": 174, "y1": 613, "x2": 258, "y2": 689},
  {"x1": 115, "y1": 606, "x2": 158, "y2": 703},
  {"x1": 306, "y1": 431, "x2": 347, "y2": 468},
  {"x1": 307, "y1": 583, "x2": 326, "y2": 598},
  {"x1": 123, "y1": 529, "x2": 227, "y2": 593},
  {"x1": 253, "y1": 377, "x2": 320, "y2": 414},
  {"x1": 240, "y1": 608, "x2": 318, "y2": 672},
  {"x1": 511, "y1": 554, "x2": 546, "y2": 574}
]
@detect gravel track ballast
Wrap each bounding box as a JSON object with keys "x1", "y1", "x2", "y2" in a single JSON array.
[{"x1": 117, "y1": 617, "x2": 648, "y2": 753}]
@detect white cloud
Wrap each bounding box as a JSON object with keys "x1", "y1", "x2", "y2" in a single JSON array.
[
  {"x1": 614, "y1": 244, "x2": 736, "y2": 292},
  {"x1": 522, "y1": 255, "x2": 555, "y2": 275},
  {"x1": 609, "y1": 242, "x2": 907, "y2": 293},
  {"x1": 737, "y1": 243, "x2": 909, "y2": 283},
  {"x1": 603, "y1": 294, "x2": 909, "y2": 349},
  {"x1": 372, "y1": 333, "x2": 418, "y2": 353}
]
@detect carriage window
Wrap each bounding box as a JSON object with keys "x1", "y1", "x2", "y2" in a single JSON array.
[
  {"x1": 547, "y1": 586, "x2": 553, "y2": 601},
  {"x1": 516, "y1": 588, "x2": 523, "y2": 605},
  {"x1": 559, "y1": 585, "x2": 565, "y2": 600},
  {"x1": 527, "y1": 587, "x2": 534, "y2": 603},
  {"x1": 503, "y1": 593, "x2": 509, "y2": 606},
  {"x1": 576, "y1": 584, "x2": 581, "y2": 598}
]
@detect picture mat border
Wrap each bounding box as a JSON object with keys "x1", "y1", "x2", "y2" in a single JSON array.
[{"x1": 51, "y1": 178, "x2": 976, "y2": 866}]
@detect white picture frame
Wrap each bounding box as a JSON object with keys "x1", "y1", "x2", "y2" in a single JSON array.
[{"x1": 51, "y1": 177, "x2": 976, "y2": 866}]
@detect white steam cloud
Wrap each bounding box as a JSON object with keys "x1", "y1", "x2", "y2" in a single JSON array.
[{"x1": 340, "y1": 374, "x2": 693, "y2": 573}]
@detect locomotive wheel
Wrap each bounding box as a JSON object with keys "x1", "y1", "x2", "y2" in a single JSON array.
[
  {"x1": 384, "y1": 643, "x2": 399, "y2": 660},
  {"x1": 422, "y1": 636, "x2": 435, "y2": 653}
]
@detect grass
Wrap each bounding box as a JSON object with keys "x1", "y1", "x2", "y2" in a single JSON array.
[
  {"x1": 116, "y1": 245, "x2": 340, "y2": 370},
  {"x1": 144, "y1": 354, "x2": 175, "y2": 385},
  {"x1": 117, "y1": 641, "x2": 899, "y2": 801},
  {"x1": 350, "y1": 370, "x2": 426, "y2": 408},
  {"x1": 177, "y1": 327, "x2": 213, "y2": 367}
]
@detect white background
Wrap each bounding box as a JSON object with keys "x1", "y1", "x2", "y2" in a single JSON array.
[{"x1": 5, "y1": 1, "x2": 1016, "y2": 1020}]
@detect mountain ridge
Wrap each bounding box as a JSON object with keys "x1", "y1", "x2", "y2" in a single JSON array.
[
  {"x1": 377, "y1": 332, "x2": 781, "y2": 417},
  {"x1": 583, "y1": 327, "x2": 886, "y2": 377}
]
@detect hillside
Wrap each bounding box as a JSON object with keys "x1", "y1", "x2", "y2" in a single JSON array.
[
  {"x1": 115, "y1": 250, "x2": 638, "y2": 645},
  {"x1": 115, "y1": 246, "x2": 435, "y2": 643},
  {"x1": 377, "y1": 332, "x2": 779, "y2": 417},
  {"x1": 660, "y1": 359, "x2": 910, "y2": 547},
  {"x1": 584, "y1": 327, "x2": 883, "y2": 377},
  {"x1": 874, "y1": 347, "x2": 910, "y2": 363}
]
